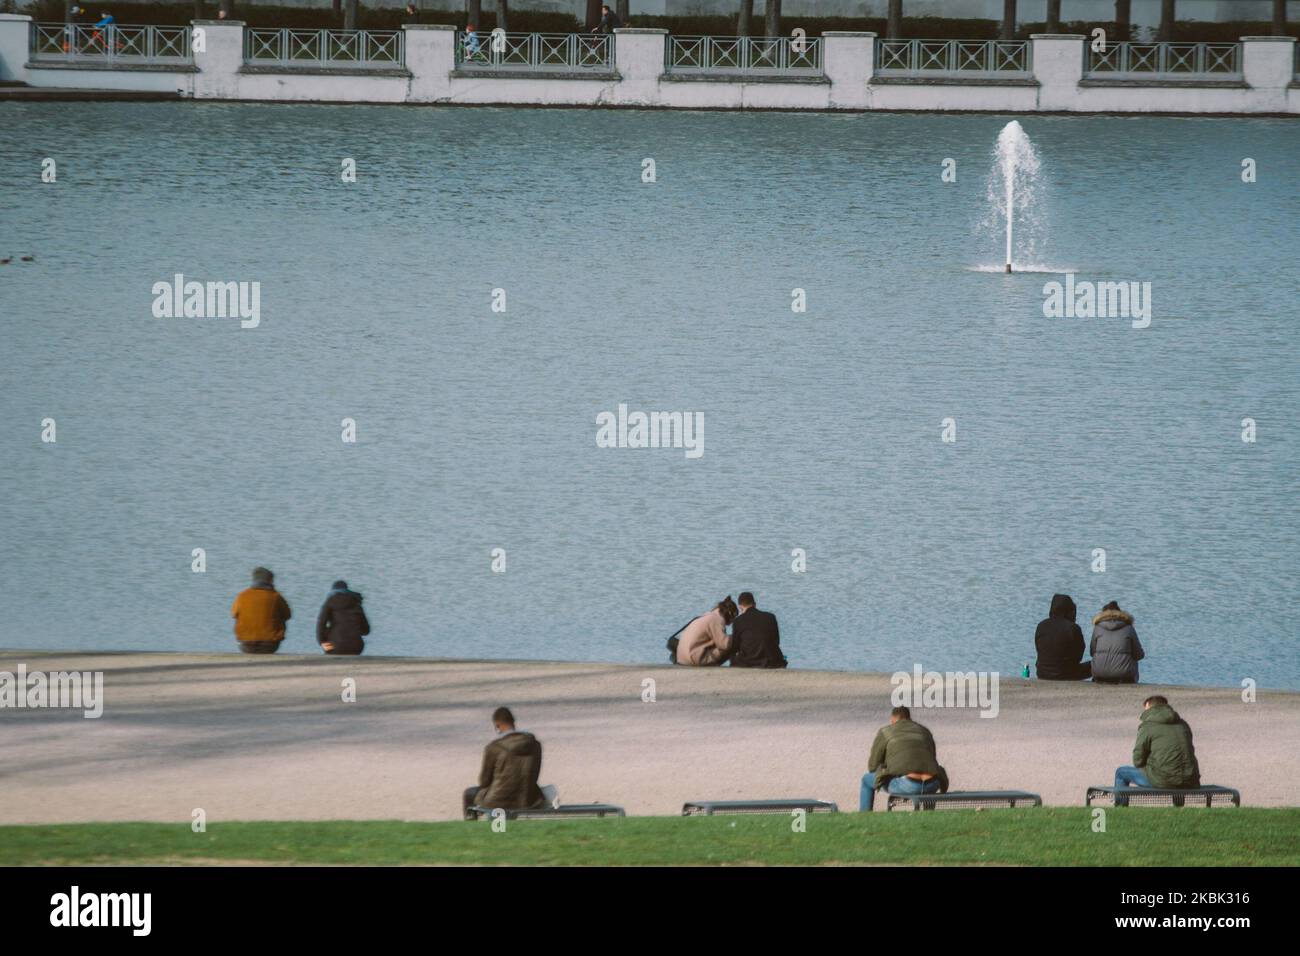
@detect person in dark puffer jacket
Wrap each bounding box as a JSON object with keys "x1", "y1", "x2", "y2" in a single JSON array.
[
  {"x1": 1113, "y1": 695, "x2": 1201, "y2": 805},
  {"x1": 1090, "y1": 600, "x2": 1145, "y2": 684},
  {"x1": 316, "y1": 580, "x2": 371, "y2": 656}
]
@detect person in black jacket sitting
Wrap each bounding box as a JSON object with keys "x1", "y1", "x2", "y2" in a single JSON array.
[
  {"x1": 729, "y1": 592, "x2": 788, "y2": 668},
  {"x1": 1034, "y1": 593, "x2": 1091, "y2": 680},
  {"x1": 316, "y1": 580, "x2": 371, "y2": 656}
]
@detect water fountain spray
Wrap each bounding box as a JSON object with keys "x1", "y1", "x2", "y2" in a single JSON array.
[{"x1": 991, "y1": 120, "x2": 1041, "y2": 274}]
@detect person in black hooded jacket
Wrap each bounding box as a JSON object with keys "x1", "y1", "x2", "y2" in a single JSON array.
[
  {"x1": 1035, "y1": 593, "x2": 1091, "y2": 680},
  {"x1": 316, "y1": 580, "x2": 371, "y2": 656}
]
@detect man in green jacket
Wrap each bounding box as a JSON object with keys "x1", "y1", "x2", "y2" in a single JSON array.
[
  {"x1": 1113, "y1": 695, "x2": 1201, "y2": 806},
  {"x1": 859, "y1": 706, "x2": 950, "y2": 811}
]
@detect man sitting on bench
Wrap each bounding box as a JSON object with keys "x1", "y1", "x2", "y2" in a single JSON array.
[
  {"x1": 859, "y1": 705, "x2": 950, "y2": 811},
  {"x1": 462, "y1": 706, "x2": 548, "y2": 819},
  {"x1": 1113, "y1": 695, "x2": 1201, "y2": 806}
]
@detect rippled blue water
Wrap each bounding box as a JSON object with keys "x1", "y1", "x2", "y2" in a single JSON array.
[{"x1": 1, "y1": 103, "x2": 1297, "y2": 687}]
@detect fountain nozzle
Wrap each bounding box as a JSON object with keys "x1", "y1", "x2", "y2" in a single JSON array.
[{"x1": 1005, "y1": 263, "x2": 1012, "y2": 273}]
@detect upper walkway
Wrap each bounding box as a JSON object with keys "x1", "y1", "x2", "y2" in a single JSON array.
[{"x1": 1, "y1": 17, "x2": 1297, "y2": 113}]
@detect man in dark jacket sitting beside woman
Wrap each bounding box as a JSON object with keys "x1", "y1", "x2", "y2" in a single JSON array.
[
  {"x1": 1035, "y1": 595, "x2": 1145, "y2": 684},
  {"x1": 729, "y1": 592, "x2": 788, "y2": 668}
]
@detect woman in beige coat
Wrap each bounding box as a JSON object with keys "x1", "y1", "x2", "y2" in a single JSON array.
[{"x1": 675, "y1": 596, "x2": 739, "y2": 666}]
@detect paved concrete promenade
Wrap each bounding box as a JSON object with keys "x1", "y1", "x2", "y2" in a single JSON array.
[{"x1": 2, "y1": 650, "x2": 1295, "y2": 823}]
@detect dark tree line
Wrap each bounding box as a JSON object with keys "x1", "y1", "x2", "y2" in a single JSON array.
[
  {"x1": 761, "y1": 1, "x2": 1289, "y2": 43},
  {"x1": 65, "y1": 0, "x2": 1287, "y2": 40}
]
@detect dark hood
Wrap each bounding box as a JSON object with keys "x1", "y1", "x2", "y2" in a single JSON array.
[
  {"x1": 325, "y1": 590, "x2": 362, "y2": 609},
  {"x1": 1049, "y1": 593, "x2": 1076, "y2": 621}
]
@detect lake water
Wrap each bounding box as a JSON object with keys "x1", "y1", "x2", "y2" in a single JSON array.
[{"x1": 1, "y1": 103, "x2": 1297, "y2": 688}]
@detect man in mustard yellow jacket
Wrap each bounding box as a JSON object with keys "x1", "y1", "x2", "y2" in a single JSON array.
[{"x1": 231, "y1": 567, "x2": 292, "y2": 654}]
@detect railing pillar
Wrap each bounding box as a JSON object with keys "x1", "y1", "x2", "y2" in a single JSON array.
[
  {"x1": 0, "y1": 13, "x2": 32, "y2": 83},
  {"x1": 1241, "y1": 35, "x2": 1295, "y2": 111},
  {"x1": 1031, "y1": 33, "x2": 1085, "y2": 111},
  {"x1": 823, "y1": 31, "x2": 874, "y2": 109},
  {"x1": 404, "y1": 23, "x2": 455, "y2": 102},
  {"x1": 612, "y1": 27, "x2": 665, "y2": 106},
  {"x1": 192, "y1": 19, "x2": 244, "y2": 99}
]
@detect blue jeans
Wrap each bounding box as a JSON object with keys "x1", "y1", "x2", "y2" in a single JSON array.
[
  {"x1": 859, "y1": 772, "x2": 941, "y2": 811},
  {"x1": 1114, "y1": 765, "x2": 1151, "y2": 790},
  {"x1": 1113, "y1": 765, "x2": 1152, "y2": 806}
]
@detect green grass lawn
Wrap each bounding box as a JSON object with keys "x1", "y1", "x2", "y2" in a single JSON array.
[{"x1": 3, "y1": 808, "x2": 1298, "y2": 866}]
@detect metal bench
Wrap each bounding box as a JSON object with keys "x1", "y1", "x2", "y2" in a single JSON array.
[
  {"x1": 1086, "y1": 785, "x2": 1240, "y2": 808},
  {"x1": 885, "y1": 790, "x2": 1042, "y2": 811},
  {"x1": 682, "y1": 798, "x2": 838, "y2": 816},
  {"x1": 468, "y1": 803, "x2": 625, "y2": 820}
]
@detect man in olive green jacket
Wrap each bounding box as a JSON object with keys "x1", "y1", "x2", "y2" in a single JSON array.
[
  {"x1": 1113, "y1": 695, "x2": 1201, "y2": 805},
  {"x1": 462, "y1": 706, "x2": 549, "y2": 819},
  {"x1": 859, "y1": 706, "x2": 950, "y2": 811}
]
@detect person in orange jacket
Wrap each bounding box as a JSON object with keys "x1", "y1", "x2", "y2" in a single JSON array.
[{"x1": 231, "y1": 566, "x2": 292, "y2": 654}]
